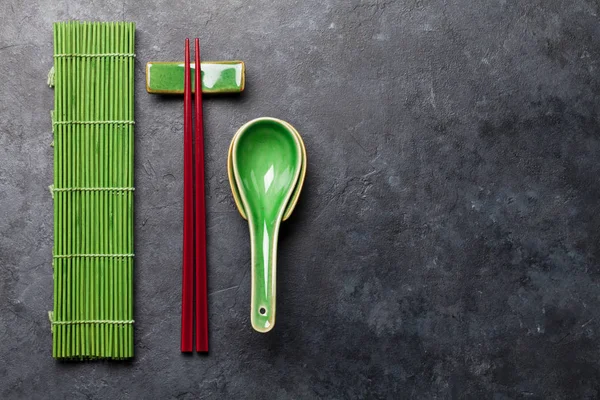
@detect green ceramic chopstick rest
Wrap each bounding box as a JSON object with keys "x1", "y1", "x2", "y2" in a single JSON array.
[{"x1": 228, "y1": 118, "x2": 306, "y2": 333}]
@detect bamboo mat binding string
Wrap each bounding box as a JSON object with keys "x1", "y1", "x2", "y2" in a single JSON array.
[
  {"x1": 53, "y1": 53, "x2": 136, "y2": 58},
  {"x1": 53, "y1": 254, "x2": 135, "y2": 258},
  {"x1": 53, "y1": 120, "x2": 135, "y2": 125},
  {"x1": 48, "y1": 312, "x2": 134, "y2": 336}
]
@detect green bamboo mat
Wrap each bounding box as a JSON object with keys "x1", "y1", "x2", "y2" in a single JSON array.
[{"x1": 49, "y1": 21, "x2": 135, "y2": 359}]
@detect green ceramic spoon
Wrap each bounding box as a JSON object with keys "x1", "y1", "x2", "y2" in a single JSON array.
[{"x1": 229, "y1": 118, "x2": 304, "y2": 332}]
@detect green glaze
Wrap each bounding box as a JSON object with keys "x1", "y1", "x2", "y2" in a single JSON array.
[
  {"x1": 145, "y1": 61, "x2": 245, "y2": 94},
  {"x1": 230, "y1": 118, "x2": 304, "y2": 333},
  {"x1": 227, "y1": 119, "x2": 307, "y2": 222}
]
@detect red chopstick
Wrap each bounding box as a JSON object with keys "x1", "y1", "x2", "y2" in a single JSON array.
[
  {"x1": 194, "y1": 38, "x2": 209, "y2": 353},
  {"x1": 181, "y1": 38, "x2": 194, "y2": 352}
]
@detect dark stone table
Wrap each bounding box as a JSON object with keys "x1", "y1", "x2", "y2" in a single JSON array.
[{"x1": 1, "y1": 0, "x2": 598, "y2": 398}]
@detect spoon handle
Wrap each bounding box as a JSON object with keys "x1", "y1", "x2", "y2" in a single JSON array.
[{"x1": 249, "y1": 218, "x2": 279, "y2": 332}]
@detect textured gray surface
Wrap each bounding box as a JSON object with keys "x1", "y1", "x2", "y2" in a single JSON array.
[{"x1": 1, "y1": 0, "x2": 600, "y2": 398}]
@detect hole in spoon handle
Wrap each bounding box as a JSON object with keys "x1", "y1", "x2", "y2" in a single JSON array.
[{"x1": 252, "y1": 302, "x2": 274, "y2": 333}]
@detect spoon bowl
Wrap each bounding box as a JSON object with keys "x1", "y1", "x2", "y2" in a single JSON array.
[
  {"x1": 228, "y1": 119, "x2": 306, "y2": 221},
  {"x1": 228, "y1": 117, "x2": 306, "y2": 332}
]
